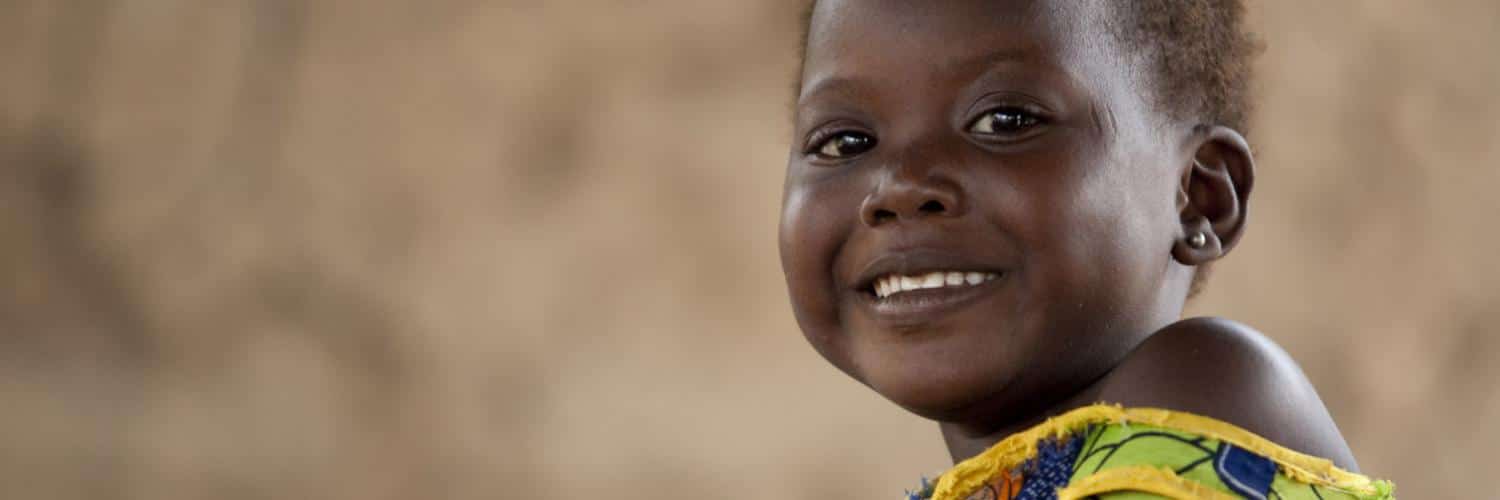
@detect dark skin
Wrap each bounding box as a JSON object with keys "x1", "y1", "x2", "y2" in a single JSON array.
[{"x1": 779, "y1": 0, "x2": 1360, "y2": 471}]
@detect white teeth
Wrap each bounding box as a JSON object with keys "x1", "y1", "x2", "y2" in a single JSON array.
[
  {"x1": 922, "y1": 272, "x2": 944, "y2": 287},
  {"x1": 872, "y1": 270, "x2": 1001, "y2": 298}
]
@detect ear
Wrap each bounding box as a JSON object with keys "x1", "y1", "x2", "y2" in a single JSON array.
[{"x1": 1172, "y1": 126, "x2": 1255, "y2": 266}]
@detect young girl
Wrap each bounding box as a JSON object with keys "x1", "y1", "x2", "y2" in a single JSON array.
[{"x1": 778, "y1": 1, "x2": 1394, "y2": 498}]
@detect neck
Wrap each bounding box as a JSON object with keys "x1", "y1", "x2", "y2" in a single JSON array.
[
  {"x1": 936, "y1": 363, "x2": 1112, "y2": 463},
  {"x1": 936, "y1": 276, "x2": 1194, "y2": 463}
]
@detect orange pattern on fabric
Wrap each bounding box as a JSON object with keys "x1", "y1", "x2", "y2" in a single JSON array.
[{"x1": 955, "y1": 469, "x2": 1025, "y2": 500}]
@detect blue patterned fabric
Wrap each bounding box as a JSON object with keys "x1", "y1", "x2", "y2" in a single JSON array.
[
  {"x1": 1214, "y1": 442, "x2": 1277, "y2": 500},
  {"x1": 1013, "y1": 434, "x2": 1084, "y2": 500}
]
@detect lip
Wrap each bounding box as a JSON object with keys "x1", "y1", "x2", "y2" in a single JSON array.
[
  {"x1": 848, "y1": 248, "x2": 1010, "y2": 326},
  {"x1": 859, "y1": 275, "x2": 1004, "y2": 326}
]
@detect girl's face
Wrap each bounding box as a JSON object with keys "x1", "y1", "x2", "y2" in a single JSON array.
[{"x1": 780, "y1": 0, "x2": 1196, "y2": 423}]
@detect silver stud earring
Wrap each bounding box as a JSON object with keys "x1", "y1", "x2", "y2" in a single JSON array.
[{"x1": 1188, "y1": 232, "x2": 1207, "y2": 249}]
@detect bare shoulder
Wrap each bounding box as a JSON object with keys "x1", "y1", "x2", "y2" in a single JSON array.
[{"x1": 1095, "y1": 317, "x2": 1361, "y2": 471}]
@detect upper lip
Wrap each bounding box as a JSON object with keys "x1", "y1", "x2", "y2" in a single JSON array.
[{"x1": 851, "y1": 248, "x2": 1006, "y2": 292}]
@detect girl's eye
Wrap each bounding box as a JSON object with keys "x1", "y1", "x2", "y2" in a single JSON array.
[
  {"x1": 968, "y1": 108, "x2": 1042, "y2": 136},
  {"x1": 813, "y1": 132, "x2": 877, "y2": 159}
]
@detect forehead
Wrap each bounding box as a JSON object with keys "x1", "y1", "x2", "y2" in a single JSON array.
[{"x1": 801, "y1": 0, "x2": 1121, "y2": 100}]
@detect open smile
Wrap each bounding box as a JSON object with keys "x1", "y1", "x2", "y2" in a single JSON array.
[
  {"x1": 850, "y1": 249, "x2": 1010, "y2": 325},
  {"x1": 871, "y1": 270, "x2": 1000, "y2": 298},
  {"x1": 859, "y1": 270, "x2": 1006, "y2": 325}
]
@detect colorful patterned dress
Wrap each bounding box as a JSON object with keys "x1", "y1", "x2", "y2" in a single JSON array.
[{"x1": 906, "y1": 405, "x2": 1394, "y2": 500}]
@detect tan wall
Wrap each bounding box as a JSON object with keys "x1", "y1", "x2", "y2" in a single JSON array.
[{"x1": 1, "y1": 1, "x2": 1496, "y2": 498}]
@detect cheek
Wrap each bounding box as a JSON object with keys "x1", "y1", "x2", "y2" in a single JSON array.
[
  {"x1": 779, "y1": 180, "x2": 859, "y2": 367},
  {"x1": 1079, "y1": 162, "x2": 1178, "y2": 285},
  {"x1": 1027, "y1": 152, "x2": 1167, "y2": 273},
  {"x1": 1024, "y1": 156, "x2": 1176, "y2": 333}
]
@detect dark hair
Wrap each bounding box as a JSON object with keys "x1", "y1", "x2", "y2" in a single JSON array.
[
  {"x1": 794, "y1": 0, "x2": 1259, "y2": 296},
  {"x1": 1113, "y1": 0, "x2": 1259, "y2": 135}
]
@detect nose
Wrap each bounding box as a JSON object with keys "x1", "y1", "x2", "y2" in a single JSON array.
[{"x1": 859, "y1": 167, "x2": 965, "y2": 227}]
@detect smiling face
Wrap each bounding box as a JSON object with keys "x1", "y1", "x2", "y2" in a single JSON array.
[{"x1": 780, "y1": 0, "x2": 1201, "y2": 423}]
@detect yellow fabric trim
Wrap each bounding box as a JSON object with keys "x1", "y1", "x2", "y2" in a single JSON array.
[
  {"x1": 930, "y1": 404, "x2": 1390, "y2": 500},
  {"x1": 932, "y1": 405, "x2": 1121, "y2": 499},
  {"x1": 1054, "y1": 465, "x2": 1238, "y2": 500}
]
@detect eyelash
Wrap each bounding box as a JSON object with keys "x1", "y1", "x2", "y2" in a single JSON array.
[
  {"x1": 967, "y1": 106, "x2": 1046, "y2": 138},
  {"x1": 805, "y1": 128, "x2": 877, "y2": 160},
  {"x1": 803, "y1": 106, "x2": 1048, "y2": 161}
]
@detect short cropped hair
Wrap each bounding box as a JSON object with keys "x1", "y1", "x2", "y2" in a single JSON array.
[{"x1": 1112, "y1": 0, "x2": 1259, "y2": 135}]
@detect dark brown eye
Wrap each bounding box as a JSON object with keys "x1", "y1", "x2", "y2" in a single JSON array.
[
  {"x1": 968, "y1": 108, "x2": 1041, "y2": 135},
  {"x1": 814, "y1": 132, "x2": 876, "y2": 159}
]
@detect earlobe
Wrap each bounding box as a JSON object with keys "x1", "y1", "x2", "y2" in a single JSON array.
[
  {"x1": 1172, "y1": 126, "x2": 1255, "y2": 266},
  {"x1": 1172, "y1": 215, "x2": 1222, "y2": 265}
]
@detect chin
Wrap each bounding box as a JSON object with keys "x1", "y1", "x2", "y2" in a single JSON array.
[
  {"x1": 861, "y1": 357, "x2": 1017, "y2": 422},
  {"x1": 830, "y1": 319, "x2": 1025, "y2": 421}
]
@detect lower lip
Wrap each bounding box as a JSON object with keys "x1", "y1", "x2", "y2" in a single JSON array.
[{"x1": 860, "y1": 275, "x2": 1005, "y2": 326}]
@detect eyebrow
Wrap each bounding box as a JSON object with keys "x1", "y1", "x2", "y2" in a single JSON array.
[
  {"x1": 939, "y1": 48, "x2": 1037, "y2": 77},
  {"x1": 797, "y1": 48, "x2": 1040, "y2": 105},
  {"x1": 797, "y1": 75, "x2": 866, "y2": 106}
]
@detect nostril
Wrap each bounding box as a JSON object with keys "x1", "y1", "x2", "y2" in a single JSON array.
[
  {"x1": 872, "y1": 209, "x2": 897, "y2": 224},
  {"x1": 919, "y1": 199, "x2": 946, "y2": 214}
]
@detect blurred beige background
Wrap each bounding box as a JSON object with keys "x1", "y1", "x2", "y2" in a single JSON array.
[{"x1": 1, "y1": 1, "x2": 1496, "y2": 498}]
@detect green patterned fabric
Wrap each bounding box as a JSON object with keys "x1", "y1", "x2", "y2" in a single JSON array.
[
  {"x1": 1074, "y1": 423, "x2": 1382, "y2": 499},
  {"x1": 914, "y1": 405, "x2": 1394, "y2": 500}
]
